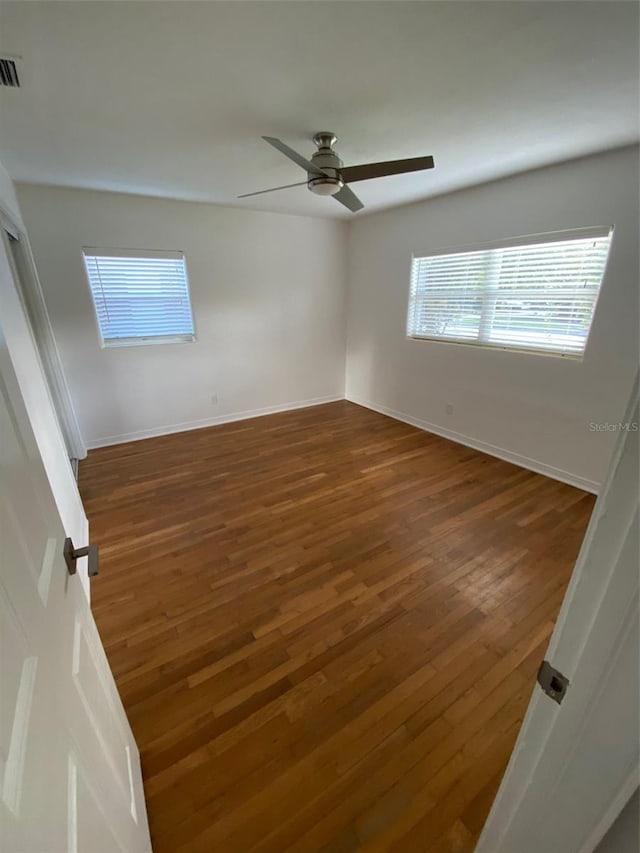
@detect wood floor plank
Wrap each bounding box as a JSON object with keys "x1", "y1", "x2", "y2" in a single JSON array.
[{"x1": 80, "y1": 400, "x2": 594, "y2": 852}]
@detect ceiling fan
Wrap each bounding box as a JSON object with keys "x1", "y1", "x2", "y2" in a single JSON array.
[{"x1": 238, "y1": 133, "x2": 435, "y2": 213}]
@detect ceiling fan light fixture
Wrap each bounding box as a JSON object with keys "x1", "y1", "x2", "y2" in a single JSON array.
[
  {"x1": 240, "y1": 133, "x2": 434, "y2": 213},
  {"x1": 308, "y1": 175, "x2": 343, "y2": 196}
]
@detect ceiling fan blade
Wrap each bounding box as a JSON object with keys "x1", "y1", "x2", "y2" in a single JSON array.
[
  {"x1": 262, "y1": 136, "x2": 328, "y2": 177},
  {"x1": 333, "y1": 184, "x2": 364, "y2": 213},
  {"x1": 341, "y1": 155, "x2": 435, "y2": 184},
  {"x1": 237, "y1": 181, "x2": 308, "y2": 199}
]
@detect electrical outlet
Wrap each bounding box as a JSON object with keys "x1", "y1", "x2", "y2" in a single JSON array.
[
  {"x1": 445, "y1": 403, "x2": 454, "y2": 416},
  {"x1": 211, "y1": 393, "x2": 218, "y2": 405}
]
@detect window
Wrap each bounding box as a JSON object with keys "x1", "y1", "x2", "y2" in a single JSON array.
[
  {"x1": 83, "y1": 248, "x2": 195, "y2": 347},
  {"x1": 407, "y1": 228, "x2": 612, "y2": 357}
]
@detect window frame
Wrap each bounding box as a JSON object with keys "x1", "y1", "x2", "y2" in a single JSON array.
[
  {"x1": 406, "y1": 226, "x2": 613, "y2": 360},
  {"x1": 82, "y1": 247, "x2": 197, "y2": 349}
]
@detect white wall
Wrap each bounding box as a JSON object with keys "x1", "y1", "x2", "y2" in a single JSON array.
[
  {"x1": 345, "y1": 146, "x2": 639, "y2": 491},
  {"x1": 16, "y1": 186, "x2": 348, "y2": 447},
  {"x1": 15, "y1": 147, "x2": 639, "y2": 486}
]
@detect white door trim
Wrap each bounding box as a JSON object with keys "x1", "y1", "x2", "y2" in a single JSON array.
[
  {"x1": 0, "y1": 203, "x2": 86, "y2": 460},
  {"x1": 0, "y1": 225, "x2": 90, "y2": 600}
]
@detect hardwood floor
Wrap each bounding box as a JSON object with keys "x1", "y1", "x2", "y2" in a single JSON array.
[{"x1": 79, "y1": 401, "x2": 595, "y2": 852}]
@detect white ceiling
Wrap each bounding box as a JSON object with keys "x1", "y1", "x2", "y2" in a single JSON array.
[{"x1": 0, "y1": 1, "x2": 638, "y2": 219}]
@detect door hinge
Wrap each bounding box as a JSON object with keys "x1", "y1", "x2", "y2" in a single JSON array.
[{"x1": 537, "y1": 660, "x2": 569, "y2": 705}]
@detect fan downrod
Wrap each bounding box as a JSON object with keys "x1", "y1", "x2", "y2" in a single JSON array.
[{"x1": 312, "y1": 132, "x2": 338, "y2": 151}]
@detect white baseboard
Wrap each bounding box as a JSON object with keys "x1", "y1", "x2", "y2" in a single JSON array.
[
  {"x1": 86, "y1": 394, "x2": 344, "y2": 449},
  {"x1": 87, "y1": 392, "x2": 601, "y2": 494},
  {"x1": 347, "y1": 394, "x2": 600, "y2": 494}
]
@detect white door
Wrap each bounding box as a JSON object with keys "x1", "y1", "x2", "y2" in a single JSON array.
[
  {"x1": 0, "y1": 230, "x2": 152, "y2": 851},
  {"x1": 476, "y1": 381, "x2": 639, "y2": 853}
]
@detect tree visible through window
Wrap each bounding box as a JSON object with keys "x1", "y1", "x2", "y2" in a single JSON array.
[
  {"x1": 83, "y1": 248, "x2": 195, "y2": 347},
  {"x1": 407, "y1": 229, "x2": 612, "y2": 357}
]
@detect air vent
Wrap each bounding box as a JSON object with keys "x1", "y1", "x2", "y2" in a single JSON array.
[{"x1": 0, "y1": 58, "x2": 20, "y2": 88}]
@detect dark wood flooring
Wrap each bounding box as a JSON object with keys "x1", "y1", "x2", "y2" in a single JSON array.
[{"x1": 79, "y1": 401, "x2": 595, "y2": 852}]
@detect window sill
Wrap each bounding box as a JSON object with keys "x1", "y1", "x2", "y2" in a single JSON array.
[
  {"x1": 406, "y1": 335, "x2": 584, "y2": 360},
  {"x1": 102, "y1": 334, "x2": 196, "y2": 349}
]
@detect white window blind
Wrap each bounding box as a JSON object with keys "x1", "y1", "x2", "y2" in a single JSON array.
[
  {"x1": 407, "y1": 229, "x2": 612, "y2": 357},
  {"x1": 83, "y1": 248, "x2": 195, "y2": 347}
]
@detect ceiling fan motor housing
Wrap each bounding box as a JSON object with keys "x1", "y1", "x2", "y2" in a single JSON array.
[{"x1": 308, "y1": 132, "x2": 344, "y2": 196}]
